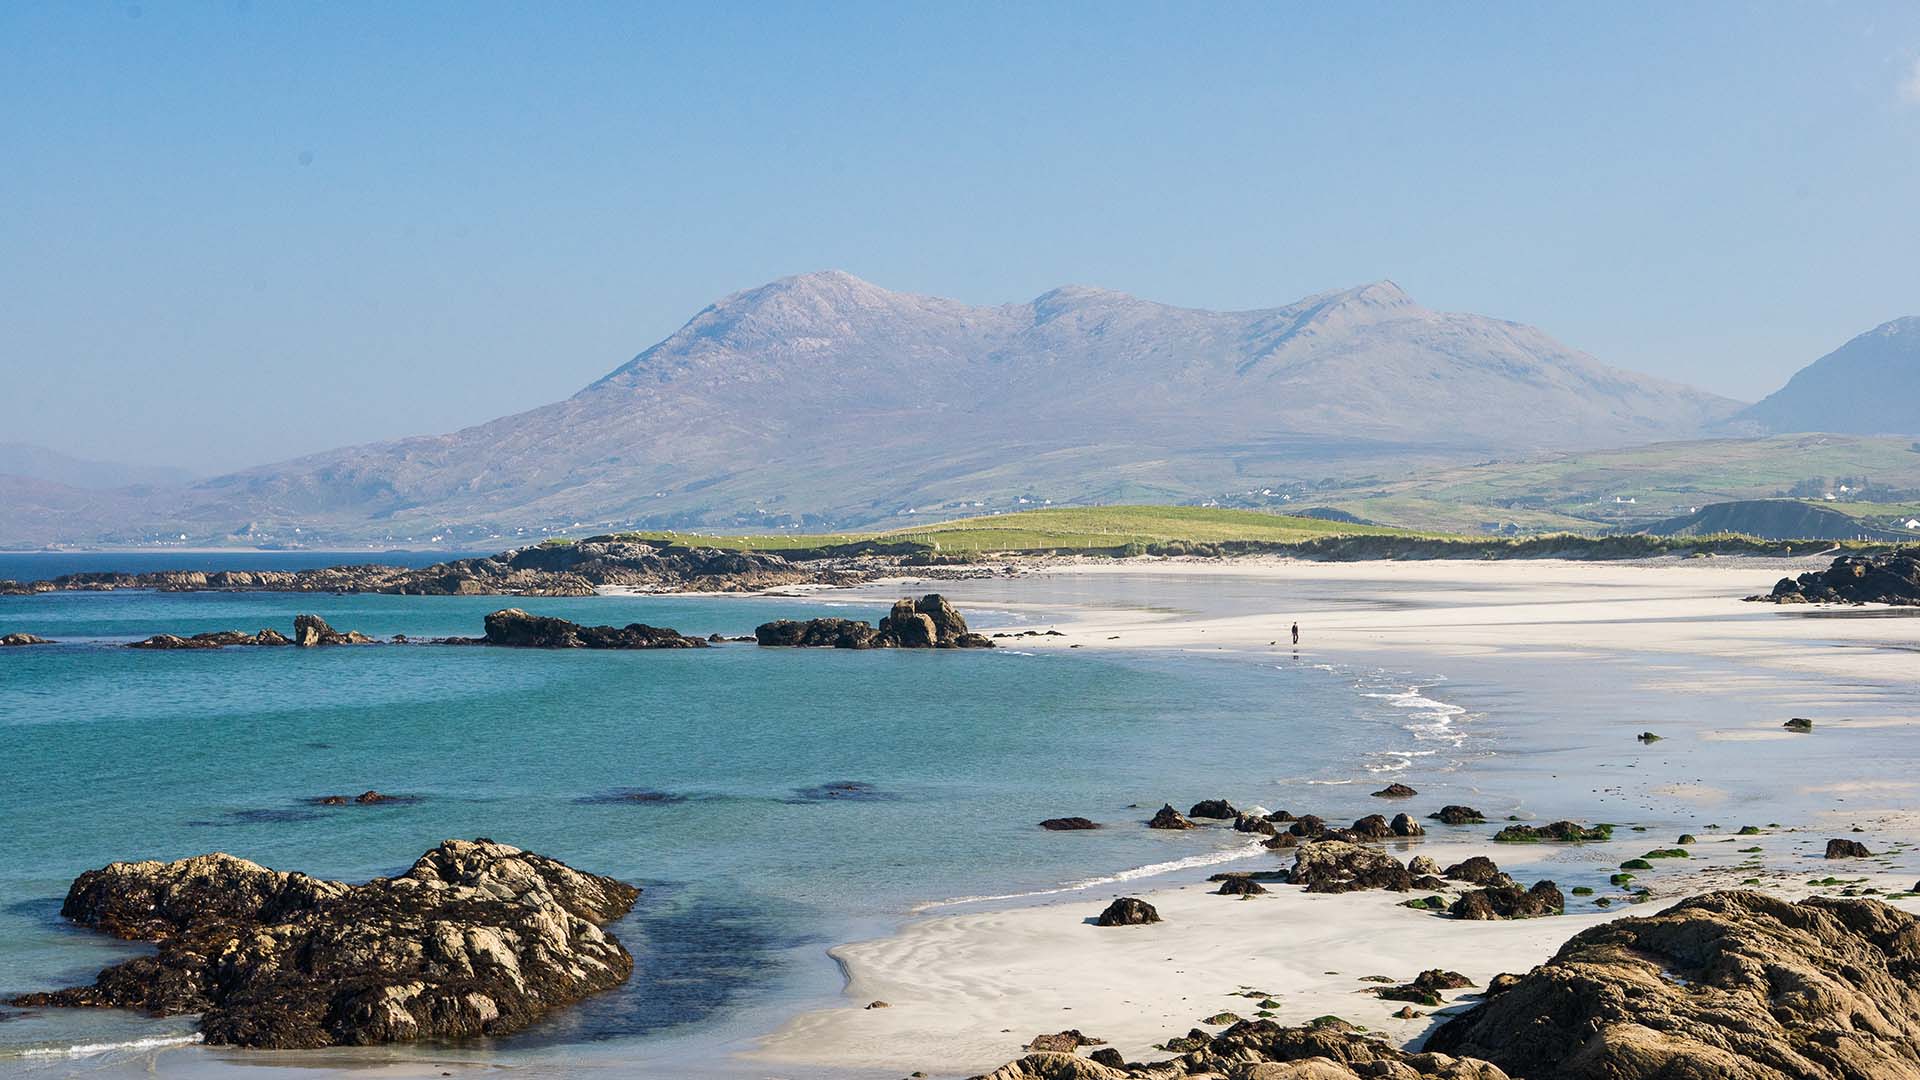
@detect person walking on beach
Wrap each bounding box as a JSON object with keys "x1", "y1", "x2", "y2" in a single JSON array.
[{"x1": 1291, "y1": 622, "x2": 1300, "y2": 645}]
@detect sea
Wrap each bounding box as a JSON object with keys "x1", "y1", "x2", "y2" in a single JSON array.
[{"x1": 0, "y1": 553, "x2": 1489, "y2": 1076}]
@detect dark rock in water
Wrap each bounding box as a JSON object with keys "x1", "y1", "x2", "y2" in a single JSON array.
[
  {"x1": 467, "y1": 608, "x2": 706, "y2": 649},
  {"x1": 1216, "y1": 875, "x2": 1267, "y2": 896},
  {"x1": 1348, "y1": 814, "x2": 1393, "y2": 840},
  {"x1": 1233, "y1": 812, "x2": 1277, "y2": 836},
  {"x1": 292, "y1": 614, "x2": 374, "y2": 647},
  {"x1": 790, "y1": 780, "x2": 892, "y2": 803},
  {"x1": 1288, "y1": 814, "x2": 1328, "y2": 838},
  {"x1": 1290, "y1": 840, "x2": 1412, "y2": 893},
  {"x1": 129, "y1": 633, "x2": 224, "y2": 650},
  {"x1": 1442, "y1": 856, "x2": 1507, "y2": 886},
  {"x1": 1636, "y1": 730, "x2": 1662, "y2": 743},
  {"x1": 1147, "y1": 803, "x2": 1195, "y2": 830},
  {"x1": 754, "y1": 595, "x2": 993, "y2": 649},
  {"x1": 1390, "y1": 813, "x2": 1425, "y2": 837},
  {"x1": 1826, "y1": 838, "x2": 1873, "y2": 858},
  {"x1": 1039, "y1": 817, "x2": 1100, "y2": 831},
  {"x1": 1262, "y1": 832, "x2": 1299, "y2": 850},
  {"x1": 1451, "y1": 880, "x2": 1564, "y2": 920},
  {"x1": 1429, "y1": 805, "x2": 1487, "y2": 825},
  {"x1": 1785, "y1": 717, "x2": 1815, "y2": 733},
  {"x1": 578, "y1": 788, "x2": 690, "y2": 806},
  {"x1": 315, "y1": 790, "x2": 412, "y2": 806},
  {"x1": 7, "y1": 840, "x2": 638, "y2": 1048},
  {"x1": 1094, "y1": 897, "x2": 1160, "y2": 926},
  {"x1": 0, "y1": 632, "x2": 53, "y2": 646},
  {"x1": 1753, "y1": 554, "x2": 1920, "y2": 606},
  {"x1": 1187, "y1": 799, "x2": 1238, "y2": 819},
  {"x1": 1376, "y1": 969, "x2": 1474, "y2": 1006},
  {"x1": 127, "y1": 627, "x2": 294, "y2": 649},
  {"x1": 1265, "y1": 809, "x2": 1297, "y2": 823},
  {"x1": 1371, "y1": 782, "x2": 1417, "y2": 798},
  {"x1": 1427, "y1": 890, "x2": 1920, "y2": 1080}
]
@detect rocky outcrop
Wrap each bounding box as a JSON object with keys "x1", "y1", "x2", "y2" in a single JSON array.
[
  {"x1": 1377, "y1": 969, "x2": 1474, "y2": 1006},
  {"x1": 1371, "y1": 782, "x2": 1418, "y2": 798},
  {"x1": 1216, "y1": 875, "x2": 1268, "y2": 896},
  {"x1": 1187, "y1": 799, "x2": 1238, "y2": 819},
  {"x1": 0, "y1": 632, "x2": 53, "y2": 646},
  {"x1": 129, "y1": 627, "x2": 295, "y2": 649},
  {"x1": 1095, "y1": 897, "x2": 1160, "y2": 926},
  {"x1": 1290, "y1": 840, "x2": 1413, "y2": 894},
  {"x1": 1429, "y1": 805, "x2": 1487, "y2": 825},
  {"x1": 1427, "y1": 890, "x2": 1920, "y2": 1079},
  {"x1": 1491, "y1": 820, "x2": 1611, "y2": 843},
  {"x1": 5, "y1": 538, "x2": 900, "y2": 598},
  {"x1": 1443, "y1": 856, "x2": 1509, "y2": 886},
  {"x1": 1753, "y1": 554, "x2": 1920, "y2": 606},
  {"x1": 974, "y1": 1017, "x2": 1513, "y2": 1080},
  {"x1": 1450, "y1": 880, "x2": 1564, "y2": 920},
  {"x1": 291, "y1": 614, "x2": 373, "y2": 647},
  {"x1": 755, "y1": 595, "x2": 994, "y2": 649},
  {"x1": 462, "y1": 608, "x2": 706, "y2": 649},
  {"x1": 1039, "y1": 817, "x2": 1100, "y2": 831},
  {"x1": 1148, "y1": 803, "x2": 1196, "y2": 830},
  {"x1": 9, "y1": 840, "x2": 639, "y2": 1048}
]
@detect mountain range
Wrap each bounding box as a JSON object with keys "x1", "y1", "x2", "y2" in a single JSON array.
[
  {"x1": 2, "y1": 271, "x2": 1906, "y2": 548},
  {"x1": 1734, "y1": 317, "x2": 1920, "y2": 436}
]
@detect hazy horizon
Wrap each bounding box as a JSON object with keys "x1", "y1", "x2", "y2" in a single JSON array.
[{"x1": 5, "y1": 2, "x2": 1920, "y2": 470}]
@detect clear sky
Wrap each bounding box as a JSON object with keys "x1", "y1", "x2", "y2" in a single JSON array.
[{"x1": 5, "y1": 2, "x2": 1919, "y2": 471}]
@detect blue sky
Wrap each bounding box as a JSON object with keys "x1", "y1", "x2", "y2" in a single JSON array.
[{"x1": 4, "y1": 2, "x2": 1919, "y2": 469}]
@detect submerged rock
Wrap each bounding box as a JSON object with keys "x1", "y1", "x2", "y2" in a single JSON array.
[
  {"x1": 130, "y1": 627, "x2": 295, "y2": 649},
  {"x1": 0, "y1": 632, "x2": 53, "y2": 646},
  {"x1": 1371, "y1": 782, "x2": 1418, "y2": 798},
  {"x1": 1427, "y1": 890, "x2": 1920, "y2": 1079},
  {"x1": 9, "y1": 840, "x2": 639, "y2": 1048},
  {"x1": 1038, "y1": 817, "x2": 1100, "y2": 831}
]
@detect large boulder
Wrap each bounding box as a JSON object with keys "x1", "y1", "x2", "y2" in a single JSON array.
[
  {"x1": 1095, "y1": 897, "x2": 1160, "y2": 926},
  {"x1": 1148, "y1": 803, "x2": 1196, "y2": 830},
  {"x1": 1290, "y1": 840, "x2": 1413, "y2": 893},
  {"x1": 291, "y1": 614, "x2": 373, "y2": 647},
  {"x1": 1450, "y1": 880, "x2": 1563, "y2": 920},
  {"x1": 1428, "y1": 890, "x2": 1920, "y2": 1079},
  {"x1": 9, "y1": 840, "x2": 640, "y2": 1049},
  {"x1": 478, "y1": 608, "x2": 705, "y2": 649}
]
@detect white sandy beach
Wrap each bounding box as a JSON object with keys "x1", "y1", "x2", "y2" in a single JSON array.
[{"x1": 751, "y1": 555, "x2": 1920, "y2": 1076}]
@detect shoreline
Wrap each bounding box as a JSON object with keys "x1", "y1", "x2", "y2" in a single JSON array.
[{"x1": 748, "y1": 555, "x2": 1920, "y2": 1077}]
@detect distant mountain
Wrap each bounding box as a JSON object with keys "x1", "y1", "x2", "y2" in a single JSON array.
[
  {"x1": 1, "y1": 272, "x2": 1743, "y2": 546},
  {"x1": 0, "y1": 443, "x2": 195, "y2": 491},
  {"x1": 1735, "y1": 318, "x2": 1920, "y2": 435}
]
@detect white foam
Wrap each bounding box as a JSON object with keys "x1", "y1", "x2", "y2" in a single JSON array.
[
  {"x1": 914, "y1": 839, "x2": 1266, "y2": 911},
  {"x1": 16, "y1": 1034, "x2": 203, "y2": 1058}
]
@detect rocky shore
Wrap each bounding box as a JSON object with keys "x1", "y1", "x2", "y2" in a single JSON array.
[
  {"x1": 0, "y1": 536, "x2": 994, "y2": 597},
  {"x1": 8, "y1": 839, "x2": 639, "y2": 1049},
  {"x1": 1751, "y1": 553, "x2": 1920, "y2": 605}
]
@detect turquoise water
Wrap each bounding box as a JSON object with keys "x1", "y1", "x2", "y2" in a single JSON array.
[{"x1": 0, "y1": 580, "x2": 1483, "y2": 1072}]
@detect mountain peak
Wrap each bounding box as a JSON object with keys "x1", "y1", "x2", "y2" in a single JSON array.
[{"x1": 1735, "y1": 315, "x2": 1920, "y2": 436}]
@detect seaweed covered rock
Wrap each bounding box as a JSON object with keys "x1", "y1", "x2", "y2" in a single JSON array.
[
  {"x1": 1492, "y1": 820, "x2": 1611, "y2": 843},
  {"x1": 1450, "y1": 880, "x2": 1564, "y2": 920},
  {"x1": 1429, "y1": 805, "x2": 1487, "y2": 825},
  {"x1": 1755, "y1": 554, "x2": 1920, "y2": 606},
  {"x1": 1427, "y1": 890, "x2": 1920, "y2": 1080},
  {"x1": 9, "y1": 840, "x2": 639, "y2": 1048}
]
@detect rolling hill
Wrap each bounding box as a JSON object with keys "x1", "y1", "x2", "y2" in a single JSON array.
[{"x1": 3, "y1": 271, "x2": 1743, "y2": 548}]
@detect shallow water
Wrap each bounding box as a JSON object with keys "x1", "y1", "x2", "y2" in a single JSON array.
[{"x1": 0, "y1": 584, "x2": 1483, "y2": 1072}]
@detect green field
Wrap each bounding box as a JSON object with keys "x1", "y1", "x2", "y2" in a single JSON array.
[{"x1": 598, "y1": 505, "x2": 1439, "y2": 554}]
